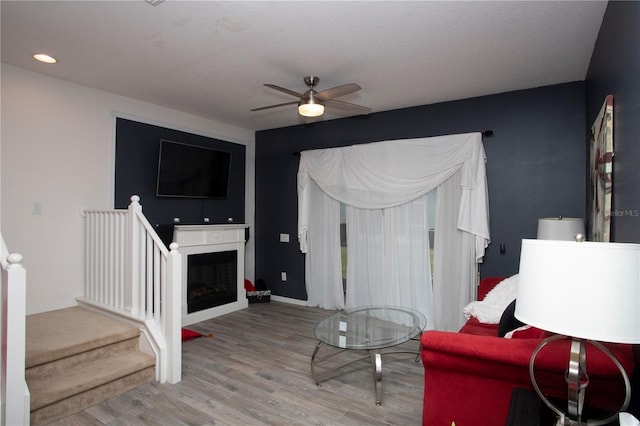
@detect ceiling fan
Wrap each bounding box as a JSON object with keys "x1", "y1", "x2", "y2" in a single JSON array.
[{"x1": 251, "y1": 76, "x2": 371, "y2": 118}]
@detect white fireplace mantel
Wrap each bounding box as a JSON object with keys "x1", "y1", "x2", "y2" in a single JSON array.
[{"x1": 173, "y1": 224, "x2": 249, "y2": 326}]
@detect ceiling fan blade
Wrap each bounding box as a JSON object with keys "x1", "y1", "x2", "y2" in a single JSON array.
[
  {"x1": 264, "y1": 84, "x2": 303, "y2": 99},
  {"x1": 325, "y1": 99, "x2": 371, "y2": 115},
  {"x1": 250, "y1": 101, "x2": 299, "y2": 112},
  {"x1": 316, "y1": 83, "x2": 361, "y2": 101}
]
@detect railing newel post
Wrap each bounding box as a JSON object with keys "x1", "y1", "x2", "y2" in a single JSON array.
[
  {"x1": 166, "y1": 242, "x2": 182, "y2": 384},
  {"x1": 2, "y1": 252, "x2": 30, "y2": 425},
  {"x1": 127, "y1": 195, "x2": 142, "y2": 315}
]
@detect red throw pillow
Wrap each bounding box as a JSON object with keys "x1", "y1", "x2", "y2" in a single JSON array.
[{"x1": 244, "y1": 279, "x2": 256, "y2": 292}]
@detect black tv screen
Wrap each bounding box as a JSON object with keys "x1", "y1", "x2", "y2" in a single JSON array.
[{"x1": 156, "y1": 140, "x2": 231, "y2": 199}]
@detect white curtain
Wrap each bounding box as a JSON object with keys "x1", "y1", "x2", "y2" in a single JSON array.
[
  {"x1": 433, "y1": 169, "x2": 479, "y2": 330},
  {"x1": 304, "y1": 179, "x2": 344, "y2": 310},
  {"x1": 298, "y1": 133, "x2": 490, "y2": 330},
  {"x1": 345, "y1": 194, "x2": 434, "y2": 326}
]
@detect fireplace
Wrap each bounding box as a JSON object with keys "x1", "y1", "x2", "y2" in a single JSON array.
[
  {"x1": 173, "y1": 224, "x2": 248, "y2": 326},
  {"x1": 187, "y1": 251, "x2": 237, "y2": 313}
]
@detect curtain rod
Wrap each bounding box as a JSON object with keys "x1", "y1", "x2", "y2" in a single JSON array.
[{"x1": 292, "y1": 130, "x2": 494, "y2": 156}]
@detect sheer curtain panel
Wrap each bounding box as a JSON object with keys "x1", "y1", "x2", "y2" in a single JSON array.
[
  {"x1": 304, "y1": 179, "x2": 345, "y2": 310},
  {"x1": 346, "y1": 194, "x2": 434, "y2": 326},
  {"x1": 434, "y1": 169, "x2": 479, "y2": 330}
]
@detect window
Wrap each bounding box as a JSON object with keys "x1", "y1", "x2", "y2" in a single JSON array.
[{"x1": 298, "y1": 133, "x2": 489, "y2": 330}]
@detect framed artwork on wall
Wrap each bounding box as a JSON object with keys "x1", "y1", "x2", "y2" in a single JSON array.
[{"x1": 589, "y1": 95, "x2": 614, "y2": 242}]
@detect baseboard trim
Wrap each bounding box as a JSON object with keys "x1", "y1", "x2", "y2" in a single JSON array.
[
  {"x1": 27, "y1": 301, "x2": 77, "y2": 316},
  {"x1": 270, "y1": 295, "x2": 308, "y2": 306}
]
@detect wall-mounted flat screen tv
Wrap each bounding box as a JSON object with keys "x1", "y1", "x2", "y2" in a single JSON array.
[{"x1": 156, "y1": 139, "x2": 231, "y2": 199}]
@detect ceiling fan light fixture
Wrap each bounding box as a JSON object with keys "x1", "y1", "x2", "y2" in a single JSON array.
[
  {"x1": 298, "y1": 102, "x2": 325, "y2": 117},
  {"x1": 252, "y1": 75, "x2": 368, "y2": 117},
  {"x1": 298, "y1": 91, "x2": 325, "y2": 117}
]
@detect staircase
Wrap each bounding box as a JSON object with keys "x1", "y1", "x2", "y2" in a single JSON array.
[{"x1": 26, "y1": 306, "x2": 156, "y2": 425}]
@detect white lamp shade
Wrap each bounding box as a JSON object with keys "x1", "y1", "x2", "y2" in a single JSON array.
[
  {"x1": 537, "y1": 217, "x2": 585, "y2": 240},
  {"x1": 515, "y1": 239, "x2": 640, "y2": 343}
]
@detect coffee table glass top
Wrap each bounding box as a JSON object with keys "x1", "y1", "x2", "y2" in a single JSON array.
[{"x1": 314, "y1": 306, "x2": 426, "y2": 351}]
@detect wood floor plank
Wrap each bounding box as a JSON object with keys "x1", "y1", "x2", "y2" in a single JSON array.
[{"x1": 50, "y1": 302, "x2": 424, "y2": 425}]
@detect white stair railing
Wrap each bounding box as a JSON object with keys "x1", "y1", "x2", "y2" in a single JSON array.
[
  {"x1": 0, "y1": 234, "x2": 30, "y2": 426},
  {"x1": 81, "y1": 195, "x2": 181, "y2": 384}
]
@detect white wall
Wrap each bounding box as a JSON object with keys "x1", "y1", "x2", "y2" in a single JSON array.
[{"x1": 1, "y1": 64, "x2": 255, "y2": 314}]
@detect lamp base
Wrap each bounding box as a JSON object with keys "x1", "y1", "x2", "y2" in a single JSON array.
[
  {"x1": 529, "y1": 335, "x2": 630, "y2": 426},
  {"x1": 506, "y1": 388, "x2": 622, "y2": 426}
]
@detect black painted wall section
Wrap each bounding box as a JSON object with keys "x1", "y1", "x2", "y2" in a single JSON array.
[
  {"x1": 586, "y1": 1, "x2": 640, "y2": 243},
  {"x1": 115, "y1": 118, "x2": 245, "y2": 228},
  {"x1": 256, "y1": 83, "x2": 587, "y2": 301},
  {"x1": 586, "y1": 5, "x2": 640, "y2": 415}
]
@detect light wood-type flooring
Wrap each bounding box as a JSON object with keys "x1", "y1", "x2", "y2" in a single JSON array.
[{"x1": 50, "y1": 302, "x2": 425, "y2": 425}]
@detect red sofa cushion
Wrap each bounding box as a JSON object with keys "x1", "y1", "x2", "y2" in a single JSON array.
[{"x1": 459, "y1": 317, "x2": 498, "y2": 336}]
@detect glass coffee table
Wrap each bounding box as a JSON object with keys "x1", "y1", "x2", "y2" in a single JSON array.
[{"x1": 311, "y1": 306, "x2": 427, "y2": 405}]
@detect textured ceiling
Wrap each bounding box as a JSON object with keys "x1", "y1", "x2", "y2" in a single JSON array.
[{"x1": 1, "y1": 1, "x2": 607, "y2": 131}]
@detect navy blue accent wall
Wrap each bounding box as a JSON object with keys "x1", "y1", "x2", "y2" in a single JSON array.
[
  {"x1": 586, "y1": 3, "x2": 640, "y2": 416},
  {"x1": 114, "y1": 118, "x2": 245, "y2": 228},
  {"x1": 255, "y1": 83, "x2": 587, "y2": 300},
  {"x1": 586, "y1": 1, "x2": 640, "y2": 243}
]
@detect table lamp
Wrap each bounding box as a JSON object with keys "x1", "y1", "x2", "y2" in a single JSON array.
[
  {"x1": 515, "y1": 238, "x2": 640, "y2": 425},
  {"x1": 537, "y1": 217, "x2": 585, "y2": 241}
]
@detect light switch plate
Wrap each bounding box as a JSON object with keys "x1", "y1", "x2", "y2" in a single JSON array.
[{"x1": 280, "y1": 233, "x2": 290, "y2": 243}]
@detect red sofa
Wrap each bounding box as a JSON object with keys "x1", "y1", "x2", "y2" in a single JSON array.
[{"x1": 420, "y1": 276, "x2": 635, "y2": 426}]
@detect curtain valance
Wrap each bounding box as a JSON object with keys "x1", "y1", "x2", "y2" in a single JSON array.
[{"x1": 297, "y1": 132, "x2": 490, "y2": 261}]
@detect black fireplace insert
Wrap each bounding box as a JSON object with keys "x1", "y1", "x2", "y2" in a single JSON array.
[{"x1": 187, "y1": 250, "x2": 237, "y2": 313}]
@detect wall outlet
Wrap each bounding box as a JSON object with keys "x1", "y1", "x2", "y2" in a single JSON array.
[
  {"x1": 281, "y1": 272, "x2": 287, "y2": 281},
  {"x1": 279, "y1": 233, "x2": 290, "y2": 243}
]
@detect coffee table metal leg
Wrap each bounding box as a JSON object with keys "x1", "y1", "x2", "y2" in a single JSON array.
[
  {"x1": 370, "y1": 350, "x2": 383, "y2": 405},
  {"x1": 311, "y1": 341, "x2": 323, "y2": 385}
]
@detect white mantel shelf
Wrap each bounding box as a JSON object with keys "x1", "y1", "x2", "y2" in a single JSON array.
[
  {"x1": 173, "y1": 224, "x2": 249, "y2": 326},
  {"x1": 173, "y1": 224, "x2": 247, "y2": 247}
]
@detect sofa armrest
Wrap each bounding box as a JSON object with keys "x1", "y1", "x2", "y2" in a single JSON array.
[
  {"x1": 421, "y1": 331, "x2": 535, "y2": 425},
  {"x1": 420, "y1": 331, "x2": 634, "y2": 425}
]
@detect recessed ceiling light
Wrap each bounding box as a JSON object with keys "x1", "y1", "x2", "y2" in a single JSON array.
[{"x1": 33, "y1": 53, "x2": 57, "y2": 64}]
